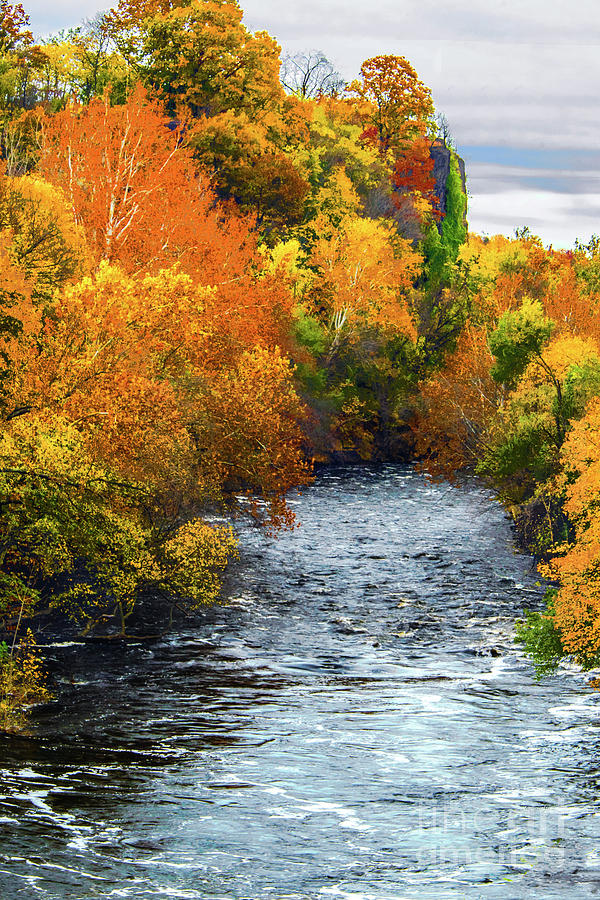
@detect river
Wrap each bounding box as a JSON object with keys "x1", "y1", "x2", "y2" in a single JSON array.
[{"x1": 1, "y1": 465, "x2": 600, "y2": 899}]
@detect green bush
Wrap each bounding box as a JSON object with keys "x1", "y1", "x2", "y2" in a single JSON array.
[{"x1": 515, "y1": 591, "x2": 564, "y2": 678}]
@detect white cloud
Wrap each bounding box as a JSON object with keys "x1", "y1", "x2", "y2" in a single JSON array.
[
  {"x1": 467, "y1": 161, "x2": 600, "y2": 196},
  {"x1": 468, "y1": 188, "x2": 600, "y2": 248},
  {"x1": 242, "y1": 0, "x2": 600, "y2": 44},
  {"x1": 28, "y1": 0, "x2": 108, "y2": 33}
]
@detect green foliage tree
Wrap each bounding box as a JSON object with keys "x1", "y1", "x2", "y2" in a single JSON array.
[
  {"x1": 482, "y1": 327, "x2": 600, "y2": 502},
  {"x1": 488, "y1": 298, "x2": 554, "y2": 388},
  {"x1": 515, "y1": 592, "x2": 565, "y2": 678}
]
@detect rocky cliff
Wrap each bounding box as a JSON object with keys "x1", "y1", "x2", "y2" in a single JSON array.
[{"x1": 431, "y1": 143, "x2": 467, "y2": 230}]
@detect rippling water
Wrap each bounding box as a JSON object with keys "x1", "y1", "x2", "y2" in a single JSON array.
[{"x1": 2, "y1": 465, "x2": 600, "y2": 899}]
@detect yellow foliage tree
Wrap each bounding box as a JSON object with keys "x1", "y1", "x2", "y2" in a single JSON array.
[
  {"x1": 309, "y1": 214, "x2": 419, "y2": 356},
  {"x1": 541, "y1": 398, "x2": 600, "y2": 666}
]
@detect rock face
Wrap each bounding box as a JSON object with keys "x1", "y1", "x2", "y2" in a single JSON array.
[{"x1": 430, "y1": 142, "x2": 467, "y2": 228}]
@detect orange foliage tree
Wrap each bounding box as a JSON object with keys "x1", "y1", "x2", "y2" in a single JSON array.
[
  {"x1": 5, "y1": 261, "x2": 311, "y2": 524},
  {"x1": 0, "y1": 82, "x2": 316, "y2": 644},
  {"x1": 39, "y1": 86, "x2": 297, "y2": 352},
  {"x1": 0, "y1": 0, "x2": 33, "y2": 55},
  {"x1": 540, "y1": 398, "x2": 600, "y2": 667},
  {"x1": 412, "y1": 323, "x2": 501, "y2": 478},
  {"x1": 349, "y1": 55, "x2": 434, "y2": 156},
  {"x1": 40, "y1": 86, "x2": 205, "y2": 271},
  {"x1": 392, "y1": 134, "x2": 439, "y2": 227}
]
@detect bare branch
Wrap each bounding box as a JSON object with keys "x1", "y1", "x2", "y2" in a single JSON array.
[{"x1": 280, "y1": 51, "x2": 344, "y2": 99}]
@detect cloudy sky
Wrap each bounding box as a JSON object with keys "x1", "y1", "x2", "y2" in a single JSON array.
[{"x1": 25, "y1": 0, "x2": 600, "y2": 248}]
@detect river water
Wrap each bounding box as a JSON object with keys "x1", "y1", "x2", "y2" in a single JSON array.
[{"x1": 1, "y1": 465, "x2": 600, "y2": 899}]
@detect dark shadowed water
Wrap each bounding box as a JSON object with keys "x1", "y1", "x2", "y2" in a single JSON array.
[{"x1": 2, "y1": 465, "x2": 600, "y2": 899}]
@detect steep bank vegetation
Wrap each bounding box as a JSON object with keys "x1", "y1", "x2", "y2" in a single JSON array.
[
  {"x1": 414, "y1": 233, "x2": 600, "y2": 676},
  {"x1": 0, "y1": 0, "x2": 597, "y2": 726}
]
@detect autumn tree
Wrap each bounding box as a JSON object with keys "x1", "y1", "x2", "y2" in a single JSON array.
[
  {"x1": 349, "y1": 55, "x2": 434, "y2": 157},
  {"x1": 105, "y1": 0, "x2": 309, "y2": 226},
  {"x1": 290, "y1": 99, "x2": 390, "y2": 248},
  {"x1": 34, "y1": 18, "x2": 129, "y2": 106},
  {"x1": 517, "y1": 398, "x2": 600, "y2": 673},
  {"x1": 220, "y1": 149, "x2": 309, "y2": 242},
  {"x1": 4, "y1": 258, "x2": 309, "y2": 512},
  {"x1": 392, "y1": 134, "x2": 439, "y2": 236},
  {"x1": 71, "y1": 16, "x2": 122, "y2": 102},
  {"x1": 488, "y1": 298, "x2": 555, "y2": 389},
  {"x1": 0, "y1": 1, "x2": 46, "y2": 113},
  {"x1": 108, "y1": 0, "x2": 284, "y2": 120},
  {"x1": 482, "y1": 329, "x2": 600, "y2": 502},
  {"x1": 309, "y1": 213, "x2": 418, "y2": 358},
  {"x1": 40, "y1": 87, "x2": 257, "y2": 280},
  {"x1": 412, "y1": 323, "x2": 500, "y2": 479},
  {"x1": 40, "y1": 86, "x2": 196, "y2": 269},
  {"x1": 288, "y1": 212, "x2": 421, "y2": 457},
  {"x1": 0, "y1": 1, "x2": 32, "y2": 55},
  {"x1": 0, "y1": 174, "x2": 85, "y2": 304}
]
